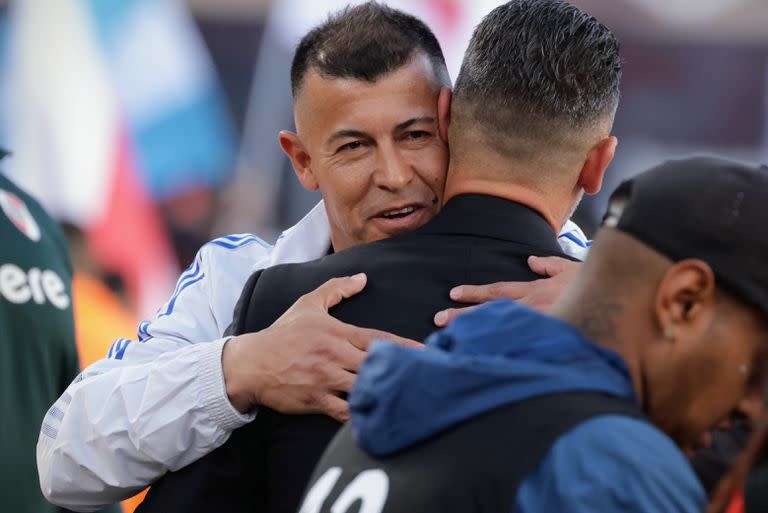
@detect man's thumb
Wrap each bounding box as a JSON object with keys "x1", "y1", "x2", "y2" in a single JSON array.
[{"x1": 312, "y1": 273, "x2": 368, "y2": 310}]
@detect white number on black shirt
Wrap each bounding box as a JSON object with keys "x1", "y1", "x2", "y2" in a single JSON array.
[{"x1": 299, "y1": 467, "x2": 389, "y2": 513}]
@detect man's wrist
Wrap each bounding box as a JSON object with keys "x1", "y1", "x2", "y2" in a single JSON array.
[
  {"x1": 198, "y1": 337, "x2": 255, "y2": 429},
  {"x1": 221, "y1": 334, "x2": 262, "y2": 414}
]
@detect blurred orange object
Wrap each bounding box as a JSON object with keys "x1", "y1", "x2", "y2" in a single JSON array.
[
  {"x1": 120, "y1": 489, "x2": 149, "y2": 513},
  {"x1": 72, "y1": 272, "x2": 137, "y2": 367}
]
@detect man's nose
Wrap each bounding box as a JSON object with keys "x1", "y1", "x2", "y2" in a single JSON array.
[{"x1": 373, "y1": 146, "x2": 414, "y2": 191}]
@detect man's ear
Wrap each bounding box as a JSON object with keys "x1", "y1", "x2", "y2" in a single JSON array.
[
  {"x1": 578, "y1": 135, "x2": 617, "y2": 195},
  {"x1": 654, "y1": 259, "x2": 716, "y2": 338},
  {"x1": 437, "y1": 86, "x2": 452, "y2": 144},
  {"x1": 279, "y1": 130, "x2": 317, "y2": 191}
]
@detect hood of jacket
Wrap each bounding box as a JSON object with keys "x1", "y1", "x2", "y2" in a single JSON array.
[{"x1": 349, "y1": 300, "x2": 637, "y2": 456}]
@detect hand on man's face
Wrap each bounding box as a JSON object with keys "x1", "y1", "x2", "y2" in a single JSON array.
[
  {"x1": 433, "y1": 256, "x2": 582, "y2": 327},
  {"x1": 222, "y1": 274, "x2": 420, "y2": 422}
]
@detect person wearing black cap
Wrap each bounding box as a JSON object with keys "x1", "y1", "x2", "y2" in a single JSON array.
[{"x1": 299, "y1": 155, "x2": 768, "y2": 513}]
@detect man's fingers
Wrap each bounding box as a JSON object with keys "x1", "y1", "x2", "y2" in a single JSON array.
[
  {"x1": 434, "y1": 306, "x2": 478, "y2": 327},
  {"x1": 342, "y1": 324, "x2": 421, "y2": 351},
  {"x1": 341, "y1": 325, "x2": 375, "y2": 352},
  {"x1": 316, "y1": 394, "x2": 350, "y2": 423},
  {"x1": 331, "y1": 341, "x2": 368, "y2": 372},
  {"x1": 365, "y1": 329, "x2": 422, "y2": 349},
  {"x1": 323, "y1": 366, "x2": 357, "y2": 393},
  {"x1": 302, "y1": 274, "x2": 368, "y2": 311},
  {"x1": 527, "y1": 255, "x2": 572, "y2": 277},
  {"x1": 449, "y1": 282, "x2": 529, "y2": 304}
]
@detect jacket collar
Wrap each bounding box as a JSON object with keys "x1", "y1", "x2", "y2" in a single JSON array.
[
  {"x1": 416, "y1": 194, "x2": 566, "y2": 256},
  {"x1": 266, "y1": 200, "x2": 332, "y2": 267}
]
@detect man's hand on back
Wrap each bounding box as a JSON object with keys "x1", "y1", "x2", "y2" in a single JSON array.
[
  {"x1": 222, "y1": 273, "x2": 420, "y2": 422},
  {"x1": 433, "y1": 256, "x2": 582, "y2": 327}
]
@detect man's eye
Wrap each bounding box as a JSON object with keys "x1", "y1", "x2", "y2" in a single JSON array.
[
  {"x1": 405, "y1": 131, "x2": 430, "y2": 140},
  {"x1": 338, "y1": 141, "x2": 363, "y2": 152}
]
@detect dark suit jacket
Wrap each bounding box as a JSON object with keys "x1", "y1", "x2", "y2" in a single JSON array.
[{"x1": 137, "y1": 194, "x2": 574, "y2": 513}]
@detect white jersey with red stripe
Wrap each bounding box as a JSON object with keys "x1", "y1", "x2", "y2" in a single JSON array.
[{"x1": 36, "y1": 200, "x2": 590, "y2": 512}]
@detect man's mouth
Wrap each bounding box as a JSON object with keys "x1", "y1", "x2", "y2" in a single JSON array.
[
  {"x1": 381, "y1": 206, "x2": 417, "y2": 219},
  {"x1": 372, "y1": 203, "x2": 433, "y2": 234}
]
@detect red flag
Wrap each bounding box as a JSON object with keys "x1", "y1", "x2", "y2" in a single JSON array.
[{"x1": 86, "y1": 131, "x2": 177, "y2": 316}]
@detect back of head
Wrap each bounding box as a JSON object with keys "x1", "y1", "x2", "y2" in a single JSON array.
[
  {"x1": 290, "y1": 1, "x2": 450, "y2": 98},
  {"x1": 451, "y1": 0, "x2": 621, "y2": 182}
]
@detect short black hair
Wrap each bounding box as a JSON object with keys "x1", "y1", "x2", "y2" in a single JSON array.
[
  {"x1": 454, "y1": 0, "x2": 621, "y2": 149},
  {"x1": 290, "y1": 2, "x2": 449, "y2": 97}
]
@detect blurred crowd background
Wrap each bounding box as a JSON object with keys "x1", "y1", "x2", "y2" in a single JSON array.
[{"x1": 0, "y1": 0, "x2": 767, "y2": 338}]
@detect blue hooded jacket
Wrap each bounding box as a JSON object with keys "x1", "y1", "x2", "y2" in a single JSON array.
[{"x1": 349, "y1": 300, "x2": 707, "y2": 513}]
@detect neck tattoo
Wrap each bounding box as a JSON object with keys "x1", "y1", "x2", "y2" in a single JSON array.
[{"x1": 573, "y1": 299, "x2": 625, "y2": 347}]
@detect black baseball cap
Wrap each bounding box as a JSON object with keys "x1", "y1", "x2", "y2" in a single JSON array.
[{"x1": 603, "y1": 155, "x2": 768, "y2": 317}]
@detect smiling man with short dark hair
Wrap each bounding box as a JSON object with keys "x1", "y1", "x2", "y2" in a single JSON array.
[{"x1": 279, "y1": 55, "x2": 449, "y2": 252}]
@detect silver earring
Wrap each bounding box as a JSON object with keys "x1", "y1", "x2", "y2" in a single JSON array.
[
  {"x1": 739, "y1": 364, "x2": 748, "y2": 376},
  {"x1": 663, "y1": 325, "x2": 676, "y2": 340}
]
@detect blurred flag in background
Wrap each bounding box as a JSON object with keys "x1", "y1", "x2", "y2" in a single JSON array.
[
  {"x1": 0, "y1": 0, "x2": 236, "y2": 317},
  {"x1": 88, "y1": 0, "x2": 236, "y2": 201}
]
